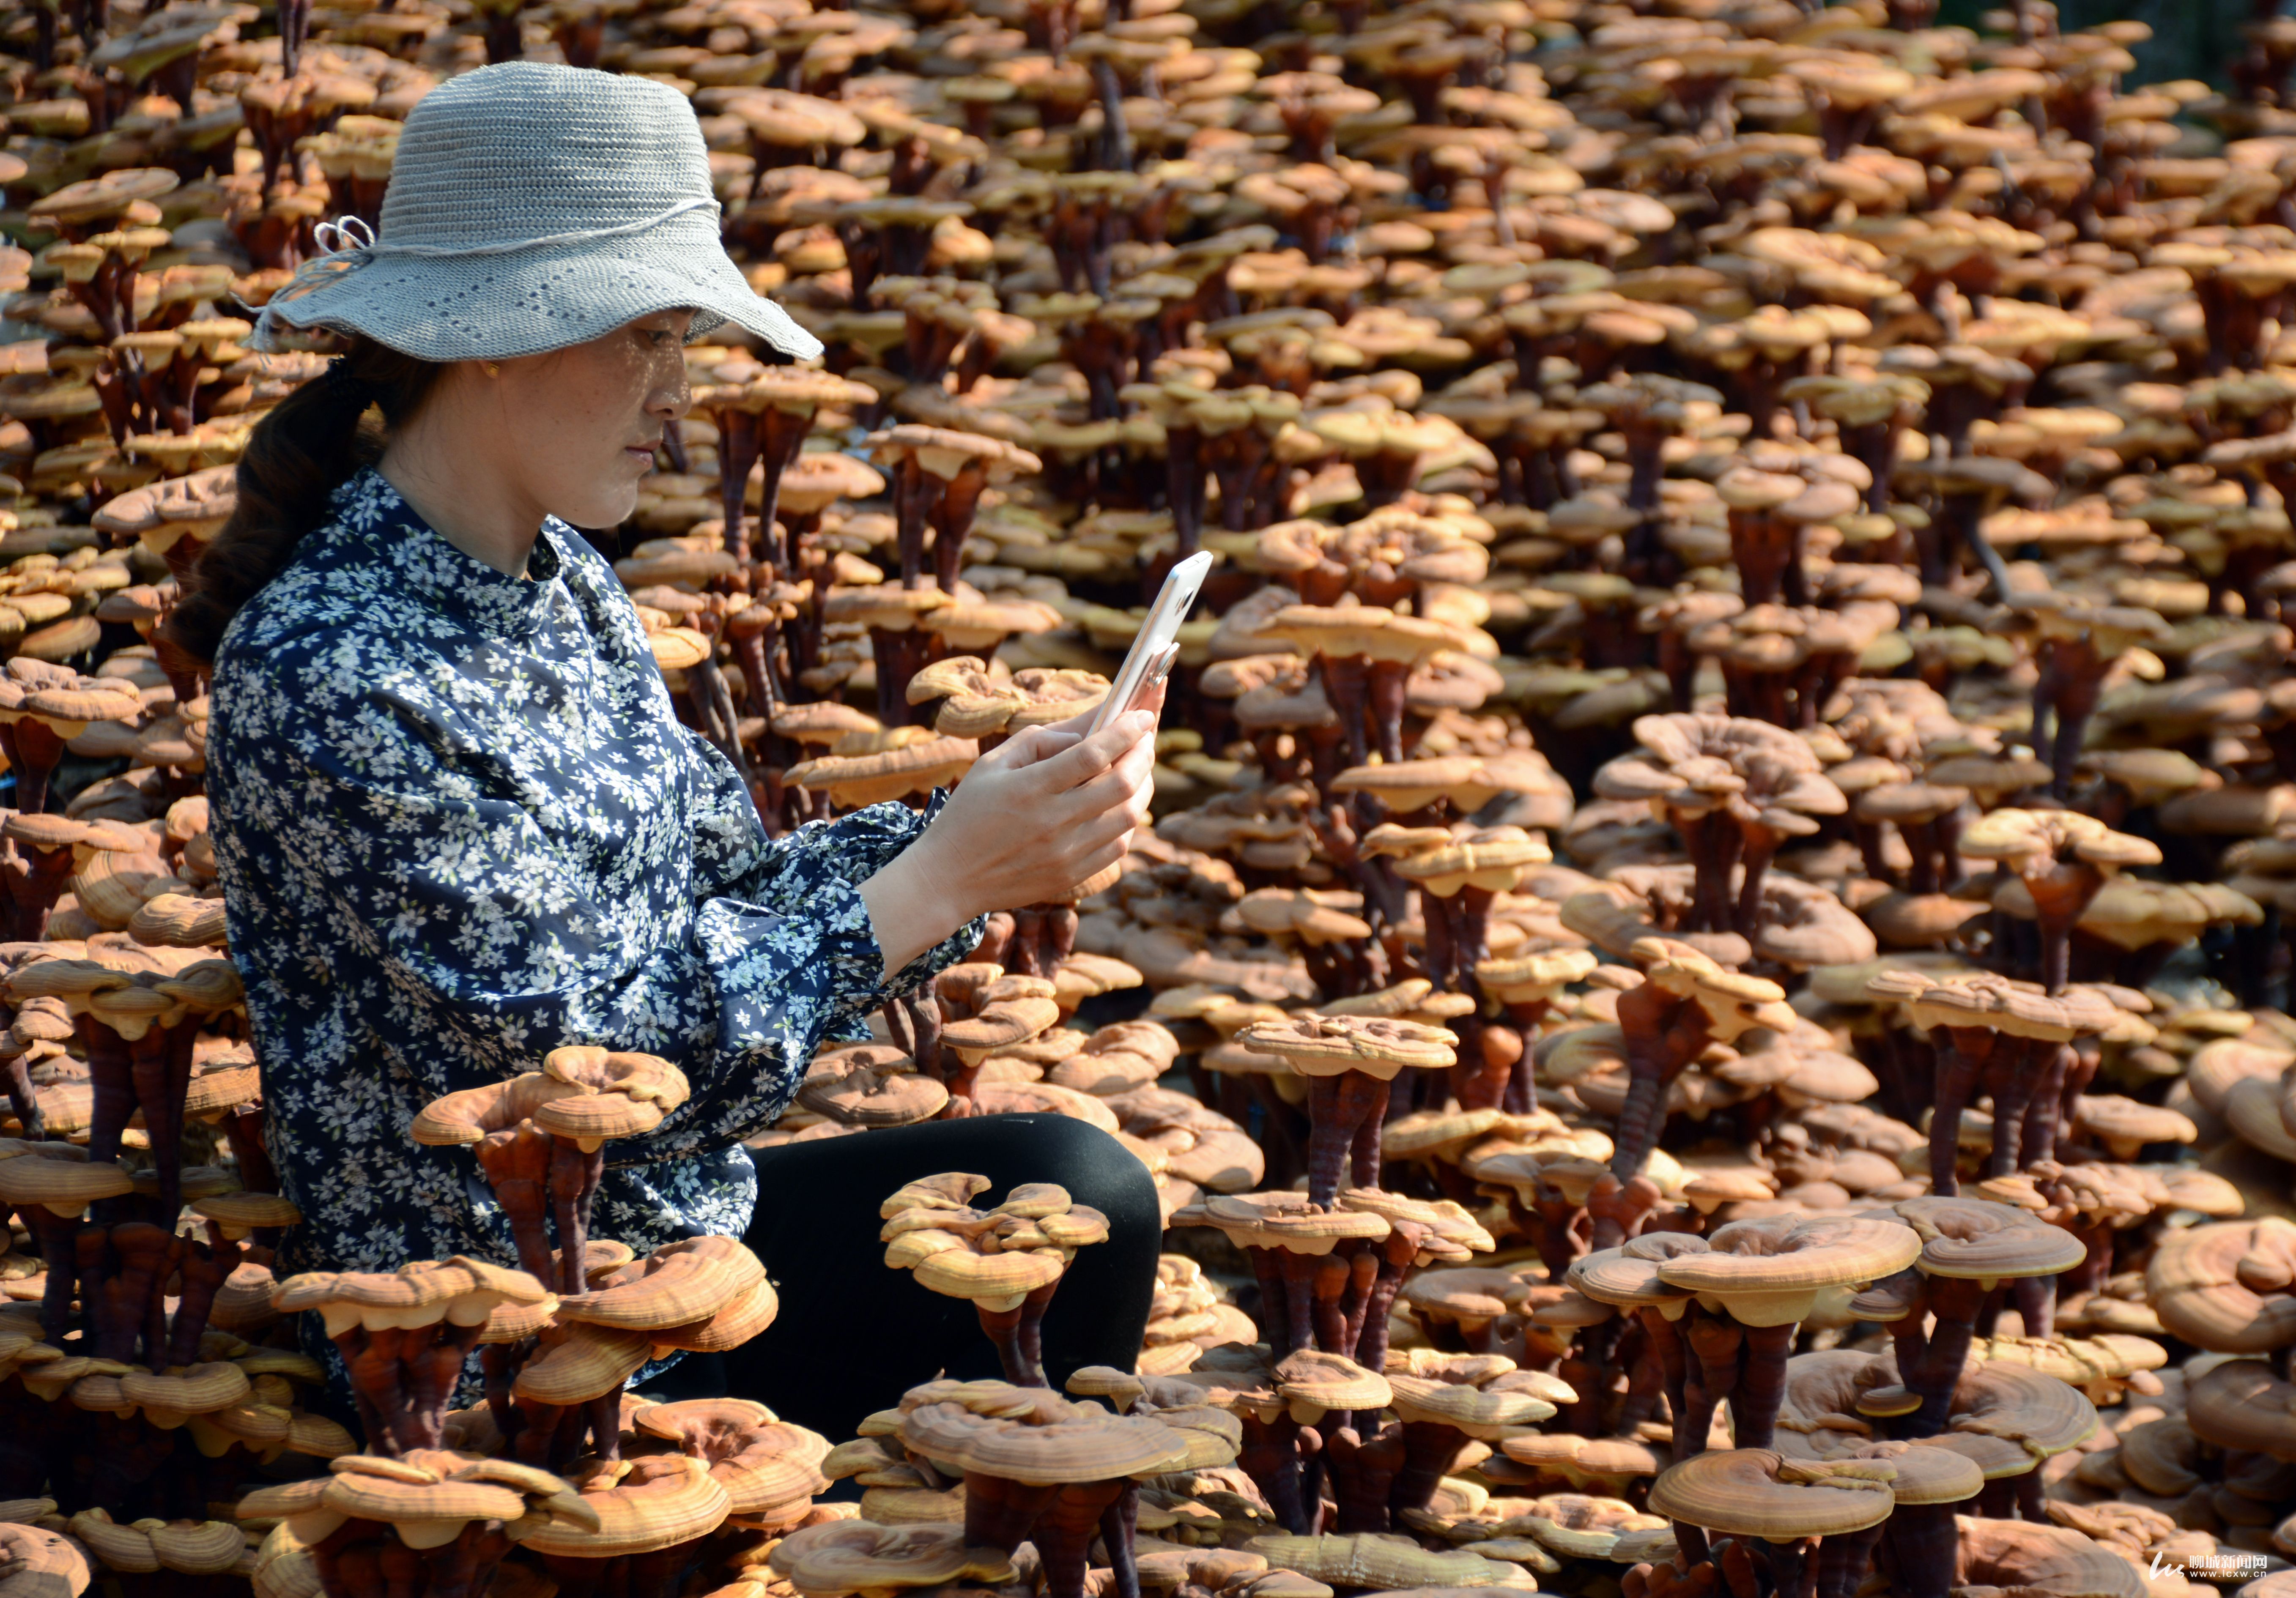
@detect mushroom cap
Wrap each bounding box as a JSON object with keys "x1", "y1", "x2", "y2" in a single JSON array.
[
  {"x1": 630, "y1": 1399, "x2": 829, "y2": 1519},
  {"x1": 0, "y1": 1523, "x2": 91, "y2": 1598},
  {"x1": 900, "y1": 1386, "x2": 1187, "y2": 1483},
  {"x1": 1652, "y1": 1216, "x2": 1922, "y2": 1323},
  {"x1": 0, "y1": 1153, "x2": 133, "y2": 1213},
  {"x1": 1233, "y1": 1013, "x2": 1456, "y2": 1080},
  {"x1": 1274, "y1": 1349, "x2": 1392, "y2": 1415},
  {"x1": 1864, "y1": 969, "x2": 2118, "y2": 1043},
  {"x1": 554, "y1": 1236, "x2": 764, "y2": 1331},
  {"x1": 768, "y1": 1520, "x2": 1016, "y2": 1596},
  {"x1": 408, "y1": 1071, "x2": 586, "y2": 1145},
  {"x1": 2186, "y1": 1360, "x2": 2296, "y2": 1459},
  {"x1": 531, "y1": 1046, "x2": 691, "y2": 1146},
  {"x1": 1570, "y1": 1235, "x2": 1709, "y2": 1309},
  {"x1": 1239, "y1": 1534, "x2": 1501, "y2": 1592},
  {"x1": 2146, "y1": 1219, "x2": 2296, "y2": 1352},
  {"x1": 1646, "y1": 1449, "x2": 1895, "y2": 1540},
  {"x1": 1952, "y1": 1516, "x2": 2149, "y2": 1598},
  {"x1": 515, "y1": 1453, "x2": 731, "y2": 1557},
  {"x1": 512, "y1": 1321, "x2": 653, "y2": 1404},
  {"x1": 1833, "y1": 1439, "x2": 1983, "y2": 1506},
  {"x1": 1894, "y1": 1197, "x2": 2090, "y2": 1283},
  {"x1": 1959, "y1": 807, "x2": 2161, "y2": 873},
  {"x1": 1633, "y1": 938, "x2": 1798, "y2": 1041},
  {"x1": 1176, "y1": 1190, "x2": 1389, "y2": 1255},
  {"x1": 798, "y1": 1054, "x2": 947, "y2": 1128}
]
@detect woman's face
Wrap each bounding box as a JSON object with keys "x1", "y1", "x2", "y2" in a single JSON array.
[{"x1": 493, "y1": 309, "x2": 696, "y2": 530}]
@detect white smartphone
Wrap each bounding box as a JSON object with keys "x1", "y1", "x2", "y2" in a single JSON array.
[{"x1": 1091, "y1": 551, "x2": 1214, "y2": 734}]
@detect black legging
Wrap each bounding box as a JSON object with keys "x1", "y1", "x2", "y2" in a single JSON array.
[{"x1": 641, "y1": 1114, "x2": 1162, "y2": 1439}]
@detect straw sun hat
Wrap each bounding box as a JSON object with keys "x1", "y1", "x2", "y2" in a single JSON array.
[{"x1": 252, "y1": 60, "x2": 823, "y2": 364}]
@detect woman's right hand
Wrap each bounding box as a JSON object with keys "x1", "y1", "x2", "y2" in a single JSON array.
[{"x1": 859, "y1": 704, "x2": 1159, "y2": 974}]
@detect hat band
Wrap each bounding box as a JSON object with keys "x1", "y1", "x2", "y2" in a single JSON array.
[{"x1": 256, "y1": 195, "x2": 723, "y2": 344}]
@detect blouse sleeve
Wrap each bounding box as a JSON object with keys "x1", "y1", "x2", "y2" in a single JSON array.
[{"x1": 243, "y1": 658, "x2": 981, "y2": 1165}]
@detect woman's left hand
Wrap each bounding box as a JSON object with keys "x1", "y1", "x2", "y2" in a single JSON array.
[{"x1": 858, "y1": 676, "x2": 1165, "y2": 975}]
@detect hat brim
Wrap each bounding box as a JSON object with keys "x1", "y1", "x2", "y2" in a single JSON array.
[{"x1": 251, "y1": 209, "x2": 822, "y2": 363}]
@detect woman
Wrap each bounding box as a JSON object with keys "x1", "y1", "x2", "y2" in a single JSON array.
[{"x1": 180, "y1": 61, "x2": 1163, "y2": 1435}]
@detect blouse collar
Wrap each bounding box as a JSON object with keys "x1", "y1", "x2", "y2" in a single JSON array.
[{"x1": 329, "y1": 467, "x2": 570, "y2": 643}]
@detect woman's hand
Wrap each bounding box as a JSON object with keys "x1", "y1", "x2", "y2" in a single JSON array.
[{"x1": 859, "y1": 680, "x2": 1163, "y2": 975}]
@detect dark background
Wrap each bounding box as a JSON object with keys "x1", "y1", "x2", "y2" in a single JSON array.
[{"x1": 1941, "y1": 0, "x2": 2252, "y2": 88}]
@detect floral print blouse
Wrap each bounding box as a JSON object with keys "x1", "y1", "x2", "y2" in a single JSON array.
[{"x1": 206, "y1": 467, "x2": 980, "y2": 1308}]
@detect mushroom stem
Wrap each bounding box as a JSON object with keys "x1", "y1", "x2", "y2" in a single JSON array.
[
  {"x1": 1310, "y1": 1251, "x2": 1350, "y2": 1355},
  {"x1": 1030, "y1": 1479, "x2": 1128, "y2": 1598},
  {"x1": 1636, "y1": 1303, "x2": 1690, "y2": 1438},
  {"x1": 477, "y1": 1123, "x2": 558, "y2": 1286},
  {"x1": 1245, "y1": 1244, "x2": 1294, "y2": 1357},
  {"x1": 221, "y1": 1101, "x2": 276, "y2": 1194},
  {"x1": 1013, "y1": 1275, "x2": 1061, "y2": 1386},
  {"x1": 167, "y1": 1227, "x2": 241, "y2": 1367},
  {"x1": 964, "y1": 1472, "x2": 1059, "y2": 1550},
  {"x1": 1680, "y1": 811, "x2": 1744, "y2": 934},
  {"x1": 1731, "y1": 1320, "x2": 1795, "y2": 1449},
  {"x1": 0, "y1": 1054, "x2": 40, "y2": 1140},
  {"x1": 1276, "y1": 1248, "x2": 1318, "y2": 1358},
  {"x1": 2011, "y1": 1272, "x2": 2053, "y2": 1341},
  {"x1": 95, "y1": 1220, "x2": 173, "y2": 1364},
  {"x1": 1238, "y1": 1412, "x2": 1314, "y2": 1535},
  {"x1": 585, "y1": 1388, "x2": 624, "y2": 1462},
  {"x1": 1903, "y1": 1274, "x2": 1987, "y2": 1437},
  {"x1": 130, "y1": 1018, "x2": 197, "y2": 1220},
  {"x1": 1452, "y1": 1017, "x2": 1513, "y2": 1112},
  {"x1": 77, "y1": 1016, "x2": 139, "y2": 1167},
  {"x1": 1099, "y1": 1482, "x2": 1142, "y2": 1598},
  {"x1": 2031, "y1": 638, "x2": 2107, "y2": 800},
  {"x1": 1389, "y1": 1418, "x2": 1467, "y2": 1517},
  {"x1": 1304, "y1": 1070, "x2": 1388, "y2": 1208},
  {"x1": 1926, "y1": 1028, "x2": 1989, "y2": 1198},
  {"x1": 425, "y1": 1521, "x2": 514, "y2": 1598},
  {"x1": 1732, "y1": 823, "x2": 1782, "y2": 939},
  {"x1": 1324, "y1": 1420, "x2": 1405, "y2": 1533},
  {"x1": 405, "y1": 1322, "x2": 484, "y2": 1450},
  {"x1": 974, "y1": 1301, "x2": 1037, "y2": 1386},
  {"x1": 1, "y1": 837, "x2": 77, "y2": 941},
  {"x1": 331, "y1": 1324, "x2": 401, "y2": 1458},
  {"x1": 1770, "y1": 1536, "x2": 1821, "y2": 1598},
  {"x1": 1365, "y1": 659, "x2": 1408, "y2": 764},
  {"x1": 310, "y1": 1519, "x2": 388, "y2": 1598},
  {"x1": 4, "y1": 720, "x2": 64, "y2": 815},
  {"x1": 1880, "y1": 1502, "x2": 1958, "y2": 1598},
  {"x1": 30, "y1": 1206, "x2": 81, "y2": 1342},
  {"x1": 548, "y1": 1134, "x2": 606, "y2": 1295},
  {"x1": 1677, "y1": 1308, "x2": 1742, "y2": 1468},
  {"x1": 512, "y1": 1398, "x2": 567, "y2": 1467},
  {"x1": 1344, "y1": 1238, "x2": 1393, "y2": 1368},
  {"x1": 73, "y1": 1222, "x2": 108, "y2": 1349},
  {"x1": 2019, "y1": 1043, "x2": 2072, "y2": 1167},
  {"x1": 1320, "y1": 655, "x2": 1372, "y2": 769},
  {"x1": 1610, "y1": 979, "x2": 1715, "y2": 1193}
]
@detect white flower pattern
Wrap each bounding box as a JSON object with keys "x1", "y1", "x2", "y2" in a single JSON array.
[{"x1": 206, "y1": 468, "x2": 981, "y2": 1344}]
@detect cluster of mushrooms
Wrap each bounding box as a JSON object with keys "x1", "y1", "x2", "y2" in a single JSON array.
[{"x1": 12, "y1": 0, "x2": 2296, "y2": 1595}]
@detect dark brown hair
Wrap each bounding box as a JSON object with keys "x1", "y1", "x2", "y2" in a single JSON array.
[{"x1": 165, "y1": 335, "x2": 448, "y2": 665}]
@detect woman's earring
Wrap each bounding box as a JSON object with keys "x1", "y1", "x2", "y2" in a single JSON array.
[{"x1": 483, "y1": 361, "x2": 500, "y2": 378}]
